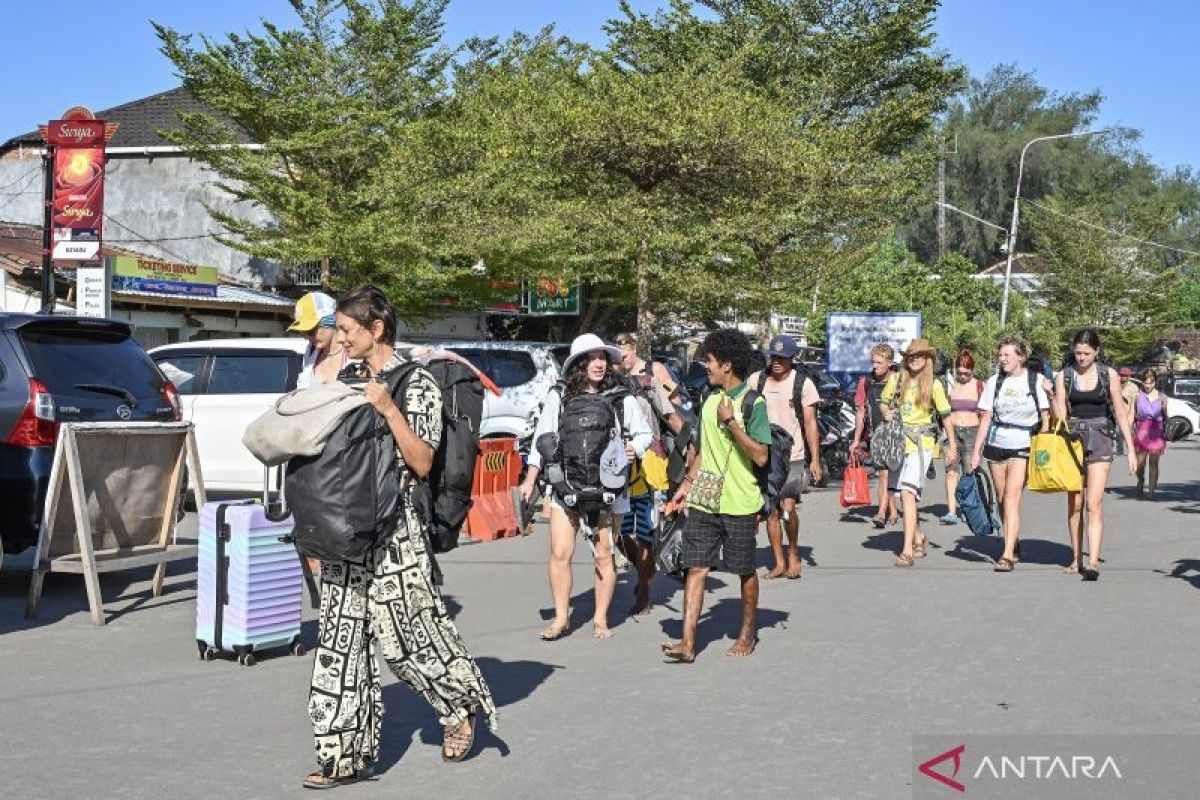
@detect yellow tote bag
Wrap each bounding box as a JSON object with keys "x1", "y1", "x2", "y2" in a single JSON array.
[
  {"x1": 1027, "y1": 421, "x2": 1085, "y2": 493},
  {"x1": 641, "y1": 449, "x2": 671, "y2": 492}
]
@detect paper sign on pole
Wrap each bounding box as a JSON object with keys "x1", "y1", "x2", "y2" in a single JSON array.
[{"x1": 76, "y1": 263, "x2": 110, "y2": 318}]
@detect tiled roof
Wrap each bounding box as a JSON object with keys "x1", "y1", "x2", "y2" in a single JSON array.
[{"x1": 1, "y1": 87, "x2": 254, "y2": 153}]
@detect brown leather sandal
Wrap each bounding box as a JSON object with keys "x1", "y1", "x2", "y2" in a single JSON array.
[
  {"x1": 302, "y1": 766, "x2": 373, "y2": 790},
  {"x1": 994, "y1": 557, "x2": 1015, "y2": 573}
]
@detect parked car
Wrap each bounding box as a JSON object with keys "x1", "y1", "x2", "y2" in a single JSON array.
[
  {"x1": 432, "y1": 341, "x2": 563, "y2": 439},
  {"x1": 1, "y1": 314, "x2": 180, "y2": 557},
  {"x1": 150, "y1": 338, "x2": 307, "y2": 493}
]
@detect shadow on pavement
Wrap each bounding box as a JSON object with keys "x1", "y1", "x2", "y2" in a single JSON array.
[
  {"x1": 942, "y1": 535, "x2": 1073, "y2": 566},
  {"x1": 753, "y1": 544, "x2": 817, "y2": 570},
  {"x1": 861, "y1": 530, "x2": 903, "y2": 553},
  {"x1": 374, "y1": 655, "x2": 560, "y2": 771},
  {"x1": 1161, "y1": 560, "x2": 1200, "y2": 590},
  {"x1": 0, "y1": 559, "x2": 197, "y2": 634},
  {"x1": 656, "y1": 596, "x2": 789, "y2": 658}
]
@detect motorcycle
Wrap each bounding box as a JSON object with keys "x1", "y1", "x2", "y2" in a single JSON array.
[{"x1": 813, "y1": 397, "x2": 854, "y2": 487}]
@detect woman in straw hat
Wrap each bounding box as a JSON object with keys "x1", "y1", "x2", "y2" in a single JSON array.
[{"x1": 879, "y1": 339, "x2": 957, "y2": 567}]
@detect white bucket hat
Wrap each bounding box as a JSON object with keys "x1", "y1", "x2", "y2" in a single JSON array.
[{"x1": 561, "y1": 333, "x2": 621, "y2": 375}]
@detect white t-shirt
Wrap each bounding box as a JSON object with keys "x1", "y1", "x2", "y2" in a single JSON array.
[{"x1": 979, "y1": 372, "x2": 1050, "y2": 450}]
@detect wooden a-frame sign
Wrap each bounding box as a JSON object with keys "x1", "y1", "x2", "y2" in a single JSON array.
[{"x1": 25, "y1": 422, "x2": 207, "y2": 626}]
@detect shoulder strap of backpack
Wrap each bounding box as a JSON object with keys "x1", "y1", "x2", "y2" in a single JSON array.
[{"x1": 1027, "y1": 368, "x2": 1041, "y2": 416}]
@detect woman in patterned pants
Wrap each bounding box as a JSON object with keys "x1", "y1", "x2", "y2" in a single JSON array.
[{"x1": 303, "y1": 286, "x2": 498, "y2": 790}]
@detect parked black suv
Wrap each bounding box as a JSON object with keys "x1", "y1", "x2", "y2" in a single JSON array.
[{"x1": 0, "y1": 315, "x2": 180, "y2": 556}]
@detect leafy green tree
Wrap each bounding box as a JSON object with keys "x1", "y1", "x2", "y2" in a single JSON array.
[
  {"x1": 156, "y1": 0, "x2": 461, "y2": 312},
  {"x1": 1027, "y1": 197, "x2": 1184, "y2": 362}
]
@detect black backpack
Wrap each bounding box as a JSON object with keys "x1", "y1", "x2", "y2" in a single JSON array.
[
  {"x1": 409, "y1": 357, "x2": 484, "y2": 554},
  {"x1": 740, "y1": 389, "x2": 794, "y2": 516},
  {"x1": 286, "y1": 365, "x2": 413, "y2": 561},
  {"x1": 538, "y1": 388, "x2": 629, "y2": 520}
]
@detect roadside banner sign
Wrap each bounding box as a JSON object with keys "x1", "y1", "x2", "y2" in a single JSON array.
[
  {"x1": 40, "y1": 111, "x2": 116, "y2": 263},
  {"x1": 826, "y1": 312, "x2": 922, "y2": 374},
  {"x1": 109, "y1": 256, "x2": 219, "y2": 297},
  {"x1": 526, "y1": 279, "x2": 581, "y2": 316}
]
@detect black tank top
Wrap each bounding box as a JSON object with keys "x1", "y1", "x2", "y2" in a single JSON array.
[{"x1": 1067, "y1": 370, "x2": 1108, "y2": 419}]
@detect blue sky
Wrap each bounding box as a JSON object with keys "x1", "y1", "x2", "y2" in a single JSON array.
[{"x1": 1, "y1": 1, "x2": 1194, "y2": 169}]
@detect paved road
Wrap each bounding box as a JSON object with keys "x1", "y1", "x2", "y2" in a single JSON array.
[{"x1": 3, "y1": 442, "x2": 1199, "y2": 799}]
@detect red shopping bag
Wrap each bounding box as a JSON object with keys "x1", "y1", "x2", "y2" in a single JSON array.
[{"x1": 839, "y1": 451, "x2": 870, "y2": 508}]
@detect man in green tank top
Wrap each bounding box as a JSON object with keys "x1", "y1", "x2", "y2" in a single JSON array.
[{"x1": 663, "y1": 330, "x2": 771, "y2": 663}]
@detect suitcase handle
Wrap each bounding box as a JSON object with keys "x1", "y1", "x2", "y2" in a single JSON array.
[{"x1": 263, "y1": 465, "x2": 290, "y2": 522}]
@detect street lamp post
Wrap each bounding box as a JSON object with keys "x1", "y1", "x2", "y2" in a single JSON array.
[{"x1": 999, "y1": 130, "x2": 1108, "y2": 326}]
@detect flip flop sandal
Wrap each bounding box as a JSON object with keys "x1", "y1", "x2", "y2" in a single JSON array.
[
  {"x1": 302, "y1": 767, "x2": 373, "y2": 790},
  {"x1": 993, "y1": 557, "x2": 1015, "y2": 573},
  {"x1": 871, "y1": 516, "x2": 886, "y2": 529},
  {"x1": 1081, "y1": 563, "x2": 1100, "y2": 582},
  {"x1": 894, "y1": 553, "x2": 914, "y2": 567},
  {"x1": 913, "y1": 539, "x2": 928, "y2": 558}
]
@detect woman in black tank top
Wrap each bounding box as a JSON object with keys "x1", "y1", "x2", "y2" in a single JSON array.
[{"x1": 1052, "y1": 329, "x2": 1137, "y2": 582}]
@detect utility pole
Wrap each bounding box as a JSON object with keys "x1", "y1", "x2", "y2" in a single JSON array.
[
  {"x1": 1000, "y1": 129, "x2": 1108, "y2": 326},
  {"x1": 937, "y1": 139, "x2": 947, "y2": 261},
  {"x1": 39, "y1": 148, "x2": 55, "y2": 313}
]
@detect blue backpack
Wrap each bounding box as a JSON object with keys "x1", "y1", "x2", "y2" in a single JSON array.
[{"x1": 955, "y1": 468, "x2": 1001, "y2": 537}]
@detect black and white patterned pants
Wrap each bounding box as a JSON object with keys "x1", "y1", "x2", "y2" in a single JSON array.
[{"x1": 308, "y1": 504, "x2": 498, "y2": 778}]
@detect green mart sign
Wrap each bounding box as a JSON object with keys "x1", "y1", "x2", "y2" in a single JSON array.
[{"x1": 525, "y1": 281, "x2": 581, "y2": 316}]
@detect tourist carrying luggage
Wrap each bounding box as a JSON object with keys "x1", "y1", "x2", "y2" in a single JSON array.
[
  {"x1": 879, "y1": 339, "x2": 956, "y2": 567},
  {"x1": 1132, "y1": 368, "x2": 1168, "y2": 499},
  {"x1": 518, "y1": 333, "x2": 652, "y2": 641},
  {"x1": 1053, "y1": 328, "x2": 1137, "y2": 581},
  {"x1": 969, "y1": 336, "x2": 1050, "y2": 572},
  {"x1": 747, "y1": 335, "x2": 822, "y2": 580},
  {"x1": 302, "y1": 286, "x2": 497, "y2": 789},
  {"x1": 850, "y1": 343, "x2": 899, "y2": 528},
  {"x1": 941, "y1": 349, "x2": 984, "y2": 525}
]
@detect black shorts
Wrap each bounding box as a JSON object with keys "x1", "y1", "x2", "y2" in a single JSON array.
[
  {"x1": 678, "y1": 510, "x2": 758, "y2": 576},
  {"x1": 983, "y1": 444, "x2": 1030, "y2": 463}
]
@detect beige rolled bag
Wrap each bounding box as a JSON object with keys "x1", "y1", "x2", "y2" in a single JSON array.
[{"x1": 242, "y1": 381, "x2": 368, "y2": 467}]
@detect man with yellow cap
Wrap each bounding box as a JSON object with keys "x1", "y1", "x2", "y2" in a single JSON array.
[{"x1": 289, "y1": 292, "x2": 347, "y2": 388}]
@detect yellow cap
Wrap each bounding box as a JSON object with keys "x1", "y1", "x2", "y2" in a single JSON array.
[{"x1": 287, "y1": 292, "x2": 337, "y2": 332}]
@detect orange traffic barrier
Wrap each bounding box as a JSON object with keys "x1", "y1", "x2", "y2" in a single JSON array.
[{"x1": 465, "y1": 437, "x2": 521, "y2": 541}]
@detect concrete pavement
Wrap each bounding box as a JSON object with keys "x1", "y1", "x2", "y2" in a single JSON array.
[{"x1": 2, "y1": 441, "x2": 1199, "y2": 799}]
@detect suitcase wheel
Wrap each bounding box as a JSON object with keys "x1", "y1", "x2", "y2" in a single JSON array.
[
  {"x1": 237, "y1": 652, "x2": 257, "y2": 667},
  {"x1": 197, "y1": 640, "x2": 218, "y2": 661},
  {"x1": 290, "y1": 639, "x2": 306, "y2": 657}
]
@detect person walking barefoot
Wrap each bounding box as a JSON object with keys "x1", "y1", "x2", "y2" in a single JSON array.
[{"x1": 662, "y1": 330, "x2": 771, "y2": 662}]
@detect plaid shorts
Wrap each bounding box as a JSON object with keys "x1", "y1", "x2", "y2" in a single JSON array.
[{"x1": 678, "y1": 510, "x2": 759, "y2": 576}]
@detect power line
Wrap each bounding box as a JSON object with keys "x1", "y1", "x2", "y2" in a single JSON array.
[
  {"x1": 1025, "y1": 199, "x2": 1200, "y2": 259},
  {"x1": 0, "y1": 166, "x2": 40, "y2": 193},
  {"x1": 102, "y1": 213, "x2": 191, "y2": 263}
]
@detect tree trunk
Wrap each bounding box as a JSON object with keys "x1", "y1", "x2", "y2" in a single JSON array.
[{"x1": 636, "y1": 240, "x2": 653, "y2": 359}]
